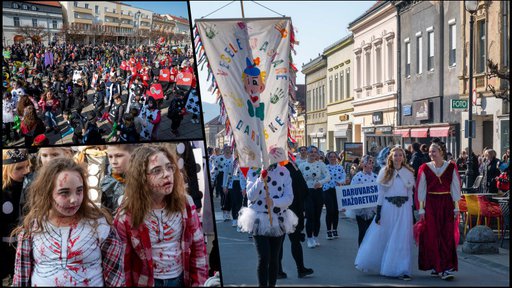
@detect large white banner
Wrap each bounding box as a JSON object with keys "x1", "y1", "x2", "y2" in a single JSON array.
[{"x1": 196, "y1": 18, "x2": 292, "y2": 169}]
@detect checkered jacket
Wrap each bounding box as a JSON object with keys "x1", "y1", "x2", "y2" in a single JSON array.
[
  {"x1": 113, "y1": 195, "x2": 208, "y2": 287},
  {"x1": 12, "y1": 221, "x2": 125, "y2": 287}
]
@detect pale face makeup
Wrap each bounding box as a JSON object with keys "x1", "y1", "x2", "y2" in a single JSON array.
[
  {"x1": 51, "y1": 170, "x2": 84, "y2": 220},
  {"x1": 11, "y1": 160, "x2": 31, "y2": 182},
  {"x1": 39, "y1": 148, "x2": 70, "y2": 167},
  {"x1": 146, "y1": 152, "x2": 175, "y2": 206},
  {"x1": 107, "y1": 147, "x2": 131, "y2": 175}
]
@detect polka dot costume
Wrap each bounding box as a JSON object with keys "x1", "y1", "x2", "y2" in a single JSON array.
[
  {"x1": 298, "y1": 161, "x2": 331, "y2": 189},
  {"x1": 323, "y1": 164, "x2": 347, "y2": 191}
]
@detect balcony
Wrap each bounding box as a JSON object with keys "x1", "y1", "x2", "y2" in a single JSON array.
[
  {"x1": 121, "y1": 23, "x2": 133, "y2": 29},
  {"x1": 103, "y1": 22, "x2": 119, "y2": 27},
  {"x1": 105, "y1": 11, "x2": 120, "y2": 18},
  {"x1": 120, "y1": 13, "x2": 132, "y2": 20},
  {"x1": 139, "y1": 25, "x2": 150, "y2": 30},
  {"x1": 74, "y1": 6, "x2": 92, "y2": 14},
  {"x1": 75, "y1": 18, "x2": 92, "y2": 24}
]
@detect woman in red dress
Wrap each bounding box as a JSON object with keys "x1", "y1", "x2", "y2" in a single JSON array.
[{"x1": 415, "y1": 139, "x2": 461, "y2": 280}]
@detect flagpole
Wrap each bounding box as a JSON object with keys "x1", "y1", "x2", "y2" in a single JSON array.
[{"x1": 240, "y1": 0, "x2": 245, "y2": 18}]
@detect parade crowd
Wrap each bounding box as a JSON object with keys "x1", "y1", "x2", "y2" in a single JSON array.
[
  {"x1": 1, "y1": 144, "x2": 221, "y2": 287},
  {"x1": 3, "y1": 41, "x2": 200, "y2": 147},
  {"x1": 208, "y1": 140, "x2": 509, "y2": 286}
]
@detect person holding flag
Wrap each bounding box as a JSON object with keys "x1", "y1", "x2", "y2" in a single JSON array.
[{"x1": 237, "y1": 160, "x2": 298, "y2": 287}]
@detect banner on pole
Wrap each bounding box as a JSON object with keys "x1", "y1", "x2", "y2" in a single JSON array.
[
  {"x1": 336, "y1": 183, "x2": 379, "y2": 210},
  {"x1": 196, "y1": 18, "x2": 294, "y2": 169}
]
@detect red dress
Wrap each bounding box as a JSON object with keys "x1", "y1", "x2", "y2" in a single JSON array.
[{"x1": 416, "y1": 162, "x2": 459, "y2": 273}]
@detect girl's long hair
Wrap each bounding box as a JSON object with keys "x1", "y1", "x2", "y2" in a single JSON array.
[
  {"x1": 381, "y1": 146, "x2": 415, "y2": 184},
  {"x1": 11, "y1": 157, "x2": 111, "y2": 239},
  {"x1": 119, "y1": 145, "x2": 186, "y2": 228}
]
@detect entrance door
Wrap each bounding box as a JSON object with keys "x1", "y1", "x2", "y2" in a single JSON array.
[{"x1": 482, "y1": 120, "x2": 493, "y2": 150}]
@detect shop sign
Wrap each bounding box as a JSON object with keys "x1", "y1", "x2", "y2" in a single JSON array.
[
  {"x1": 372, "y1": 112, "x2": 383, "y2": 125},
  {"x1": 451, "y1": 99, "x2": 469, "y2": 110},
  {"x1": 362, "y1": 127, "x2": 375, "y2": 133},
  {"x1": 413, "y1": 100, "x2": 429, "y2": 120}
]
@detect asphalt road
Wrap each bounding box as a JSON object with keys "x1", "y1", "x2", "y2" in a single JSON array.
[{"x1": 213, "y1": 195, "x2": 509, "y2": 287}]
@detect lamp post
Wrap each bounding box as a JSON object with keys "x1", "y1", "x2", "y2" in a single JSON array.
[{"x1": 465, "y1": 0, "x2": 478, "y2": 188}]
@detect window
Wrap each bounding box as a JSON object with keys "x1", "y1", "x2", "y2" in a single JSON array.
[
  {"x1": 405, "y1": 40, "x2": 411, "y2": 77},
  {"x1": 365, "y1": 51, "x2": 371, "y2": 86},
  {"x1": 31, "y1": 6, "x2": 37, "y2": 11},
  {"x1": 428, "y1": 31, "x2": 434, "y2": 71},
  {"x1": 75, "y1": 12, "x2": 79, "y2": 19},
  {"x1": 53, "y1": 20, "x2": 57, "y2": 29},
  {"x1": 95, "y1": 5, "x2": 99, "y2": 14},
  {"x1": 387, "y1": 41, "x2": 394, "y2": 81},
  {"x1": 449, "y1": 24, "x2": 456, "y2": 66},
  {"x1": 340, "y1": 71, "x2": 344, "y2": 100},
  {"x1": 74, "y1": 1, "x2": 78, "y2": 7},
  {"x1": 85, "y1": 4, "x2": 89, "y2": 9},
  {"x1": 22, "y1": 4, "x2": 28, "y2": 9},
  {"x1": 476, "y1": 20, "x2": 486, "y2": 73},
  {"x1": 32, "y1": 18, "x2": 37, "y2": 27},
  {"x1": 13, "y1": 17, "x2": 20, "y2": 27},
  {"x1": 416, "y1": 35, "x2": 422, "y2": 74},
  {"x1": 346, "y1": 68, "x2": 350, "y2": 97},
  {"x1": 356, "y1": 55, "x2": 361, "y2": 89},
  {"x1": 113, "y1": 9, "x2": 116, "y2": 13},
  {"x1": 12, "y1": 3, "x2": 19, "y2": 8},
  {"x1": 322, "y1": 85, "x2": 325, "y2": 107},
  {"x1": 376, "y1": 47, "x2": 382, "y2": 83},
  {"x1": 329, "y1": 76, "x2": 333, "y2": 103},
  {"x1": 105, "y1": 7, "x2": 108, "y2": 12},
  {"x1": 335, "y1": 74, "x2": 339, "y2": 101}
]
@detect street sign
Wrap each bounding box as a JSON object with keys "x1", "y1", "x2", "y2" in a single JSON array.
[
  {"x1": 451, "y1": 99, "x2": 469, "y2": 110},
  {"x1": 465, "y1": 120, "x2": 476, "y2": 138}
]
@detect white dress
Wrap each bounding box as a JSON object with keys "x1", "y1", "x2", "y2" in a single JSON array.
[{"x1": 354, "y1": 167, "x2": 415, "y2": 277}]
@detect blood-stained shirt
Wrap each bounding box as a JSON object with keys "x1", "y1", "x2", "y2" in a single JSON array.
[
  {"x1": 145, "y1": 209, "x2": 183, "y2": 279},
  {"x1": 30, "y1": 218, "x2": 111, "y2": 286}
]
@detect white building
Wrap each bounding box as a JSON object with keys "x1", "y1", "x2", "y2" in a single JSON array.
[{"x1": 2, "y1": 1, "x2": 64, "y2": 46}]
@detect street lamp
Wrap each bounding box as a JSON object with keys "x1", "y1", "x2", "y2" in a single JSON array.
[{"x1": 465, "y1": 0, "x2": 478, "y2": 188}]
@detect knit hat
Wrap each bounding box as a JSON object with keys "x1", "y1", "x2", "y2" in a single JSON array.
[{"x1": 3, "y1": 148, "x2": 28, "y2": 164}]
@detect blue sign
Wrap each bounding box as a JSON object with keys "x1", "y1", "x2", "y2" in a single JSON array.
[{"x1": 403, "y1": 105, "x2": 412, "y2": 116}]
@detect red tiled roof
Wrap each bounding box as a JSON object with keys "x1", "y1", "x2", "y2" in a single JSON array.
[
  {"x1": 24, "y1": 1, "x2": 61, "y2": 8},
  {"x1": 174, "y1": 16, "x2": 189, "y2": 24}
]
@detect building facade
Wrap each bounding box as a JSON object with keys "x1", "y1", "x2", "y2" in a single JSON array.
[
  {"x1": 290, "y1": 84, "x2": 306, "y2": 147},
  {"x1": 59, "y1": 1, "x2": 153, "y2": 45},
  {"x1": 3, "y1": 1, "x2": 63, "y2": 46},
  {"x1": 302, "y1": 55, "x2": 328, "y2": 151},
  {"x1": 395, "y1": 1, "x2": 462, "y2": 156},
  {"x1": 349, "y1": 1, "x2": 399, "y2": 157},
  {"x1": 204, "y1": 115, "x2": 224, "y2": 148},
  {"x1": 324, "y1": 34, "x2": 354, "y2": 152},
  {"x1": 459, "y1": 1, "x2": 509, "y2": 158}
]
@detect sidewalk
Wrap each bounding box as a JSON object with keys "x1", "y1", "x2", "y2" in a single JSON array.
[{"x1": 458, "y1": 245, "x2": 509, "y2": 276}]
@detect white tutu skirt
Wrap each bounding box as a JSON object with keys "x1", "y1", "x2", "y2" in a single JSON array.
[{"x1": 237, "y1": 207, "x2": 298, "y2": 237}]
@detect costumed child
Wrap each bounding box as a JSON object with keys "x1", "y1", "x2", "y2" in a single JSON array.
[
  {"x1": 166, "y1": 90, "x2": 187, "y2": 138},
  {"x1": 11, "y1": 157, "x2": 125, "y2": 286},
  {"x1": 139, "y1": 96, "x2": 161, "y2": 141},
  {"x1": 114, "y1": 145, "x2": 208, "y2": 286},
  {"x1": 1, "y1": 149, "x2": 31, "y2": 286}
]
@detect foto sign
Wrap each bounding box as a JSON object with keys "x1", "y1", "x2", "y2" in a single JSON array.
[
  {"x1": 336, "y1": 183, "x2": 379, "y2": 210},
  {"x1": 451, "y1": 99, "x2": 469, "y2": 110}
]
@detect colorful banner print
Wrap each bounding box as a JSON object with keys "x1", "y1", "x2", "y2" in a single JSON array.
[{"x1": 196, "y1": 18, "x2": 292, "y2": 169}]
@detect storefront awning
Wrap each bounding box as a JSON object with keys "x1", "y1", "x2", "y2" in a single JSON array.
[
  {"x1": 394, "y1": 128, "x2": 411, "y2": 138},
  {"x1": 410, "y1": 128, "x2": 429, "y2": 138},
  {"x1": 334, "y1": 124, "x2": 350, "y2": 138},
  {"x1": 429, "y1": 126, "x2": 451, "y2": 137}
]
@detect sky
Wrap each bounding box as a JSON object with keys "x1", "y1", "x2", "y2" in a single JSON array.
[
  {"x1": 189, "y1": 1, "x2": 375, "y2": 103},
  {"x1": 122, "y1": 1, "x2": 190, "y2": 18}
]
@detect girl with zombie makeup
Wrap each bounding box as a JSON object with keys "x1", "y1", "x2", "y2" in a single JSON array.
[
  {"x1": 354, "y1": 147, "x2": 415, "y2": 281},
  {"x1": 1, "y1": 149, "x2": 31, "y2": 285},
  {"x1": 114, "y1": 145, "x2": 208, "y2": 287},
  {"x1": 100, "y1": 144, "x2": 137, "y2": 215},
  {"x1": 11, "y1": 157, "x2": 125, "y2": 287}
]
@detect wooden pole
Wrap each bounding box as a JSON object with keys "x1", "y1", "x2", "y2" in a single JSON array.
[
  {"x1": 263, "y1": 176, "x2": 273, "y2": 226},
  {"x1": 240, "y1": 0, "x2": 245, "y2": 18}
]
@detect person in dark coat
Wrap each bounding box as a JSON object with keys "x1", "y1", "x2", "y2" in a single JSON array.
[
  {"x1": 481, "y1": 149, "x2": 501, "y2": 194},
  {"x1": 278, "y1": 142, "x2": 314, "y2": 279}
]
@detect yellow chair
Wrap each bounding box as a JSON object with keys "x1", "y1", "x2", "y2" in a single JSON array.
[{"x1": 463, "y1": 194, "x2": 482, "y2": 236}]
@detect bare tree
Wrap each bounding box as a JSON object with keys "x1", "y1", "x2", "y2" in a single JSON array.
[
  {"x1": 15, "y1": 25, "x2": 49, "y2": 44},
  {"x1": 487, "y1": 59, "x2": 510, "y2": 102}
]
